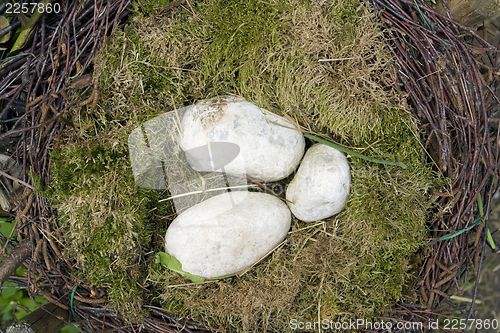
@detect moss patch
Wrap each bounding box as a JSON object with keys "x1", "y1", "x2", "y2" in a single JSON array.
[
  {"x1": 46, "y1": 0, "x2": 445, "y2": 331},
  {"x1": 48, "y1": 124, "x2": 172, "y2": 318}
]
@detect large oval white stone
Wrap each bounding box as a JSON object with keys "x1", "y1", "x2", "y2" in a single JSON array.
[
  {"x1": 286, "y1": 144, "x2": 350, "y2": 222},
  {"x1": 180, "y1": 96, "x2": 304, "y2": 182},
  {"x1": 165, "y1": 191, "x2": 291, "y2": 279}
]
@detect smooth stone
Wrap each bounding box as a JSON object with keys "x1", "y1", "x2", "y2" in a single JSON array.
[
  {"x1": 165, "y1": 191, "x2": 291, "y2": 279},
  {"x1": 286, "y1": 143, "x2": 350, "y2": 222},
  {"x1": 180, "y1": 95, "x2": 305, "y2": 182}
]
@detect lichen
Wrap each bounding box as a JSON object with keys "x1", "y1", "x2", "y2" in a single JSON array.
[{"x1": 46, "y1": 0, "x2": 446, "y2": 331}]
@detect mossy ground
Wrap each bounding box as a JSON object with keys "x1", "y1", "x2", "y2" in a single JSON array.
[{"x1": 46, "y1": 0, "x2": 445, "y2": 331}]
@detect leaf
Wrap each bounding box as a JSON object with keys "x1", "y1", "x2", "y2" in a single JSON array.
[
  {"x1": 14, "y1": 266, "x2": 26, "y2": 276},
  {"x1": 60, "y1": 324, "x2": 80, "y2": 333},
  {"x1": 13, "y1": 290, "x2": 24, "y2": 300},
  {"x1": 2, "y1": 303, "x2": 14, "y2": 319},
  {"x1": 20, "y1": 297, "x2": 37, "y2": 310},
  {"x1": 15, "y1": 308, "x2": 28, "y2": 320},
  {"x1": 1, "y1": 287, "x2": 17, "y2": 299},
  {"x1": 17, "y1": 13, "x2": 30, "y2": 29},
  {"x1": 0, "y1": 16, "x2": 11, "y2": 44},
  {"x1": 0, "y1": 218, "x2": 18, "y2": 253},
  {"x1": 9, "y1": 0, "x2": 54, "y2": 54},
  {"x1": 155, "y1": 252, "x2": 205, "y2": 283},
  {"x1": 34, "y1": 295, "x2": 48, "y2": 305},
  {"x1": 0, "y1": 220, "x2": 15, "y2": 240}
]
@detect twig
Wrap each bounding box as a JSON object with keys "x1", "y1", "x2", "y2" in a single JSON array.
[
  {"x1": 0, "y1": 238, "x2": 32, "y2": 285},
  {"x1": 0, "y1": 170, "x2": 35, "y2": 190}
]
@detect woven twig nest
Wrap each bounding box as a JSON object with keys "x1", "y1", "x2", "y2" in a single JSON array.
[{"x1": 0, "y1": 0, "x2": 498, "y2": 332}]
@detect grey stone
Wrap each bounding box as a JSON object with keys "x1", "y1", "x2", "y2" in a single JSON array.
[
  {"x1": 286, "y1": 144, "x2": 350, "y2": 222},
  {"x1": 180, "y1": 96, "x2": 305, "y2": 182},
  {"x1": 165, "y1": 191, "x2": 291, "y2": 278}
]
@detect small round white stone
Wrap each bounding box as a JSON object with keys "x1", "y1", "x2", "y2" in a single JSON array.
[
  {"x1": 180, "y1": 95, "x2": 305, "y2": 182},
  {"x1": 165, "y1": 191, "x2": 291, "y2": 279},
  {"x1": 286, "y1": 143, "x2": 350, "y2": 222}
]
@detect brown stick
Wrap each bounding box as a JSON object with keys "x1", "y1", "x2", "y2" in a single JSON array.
[
  {"x1": 36, "y1": 289, "x2": 69, "y2": 310},
  {"x1": 0, "y1": 238, "x2": 32, "y2": 285},
  {"x1": 245, "y1": 175, "x2": 280, "y2": 197},
  {"x1": 73, "y1": 294, "x2": 107, "y2": 304},
  {"x1": 420, "y1": 284, "x2": 429, "y2": 304},
  {"x1": 433, "y1": 288, "x2": 451, "y2": 299},
  {"x1": 434, "y1": 271, "x2": 456, "y2": 289},
  {"x1": 0, "y1": 170, "x2": 35, "y2": 190}
]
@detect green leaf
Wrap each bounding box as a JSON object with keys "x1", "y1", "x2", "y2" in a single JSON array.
[
  {"x1": 0, "y1": 16, "x2": 11, "y2": 44},
  {"x1": 60, "y1": 324, "x2": 80, "y2": 333},
  {"x1": 2, "y1": 304, "x2": 14, "y2": 321},
  {"x1": 34, "y1": 295, "x2": 48, "y2": 305},
  {"x1": 9, "y1": 0, "x2": 54, "y2": 54},
  {"x1": 1, "y1": 287, "x2": 17, "y2": 299},
  {"x1": 15, "y1": 308, "x2": 28, "y2": 320},
  {"x1": 0, "y1": 220, "x2": 15, "y2": 238},
  {"x1": 19, "y1": 297, "x2": 37, "y2": 311},
  {"x1": 13, "y1": 290, "x2": 24, "y2": 300},
  {"x1": 155, "y1": 252, "x2": 205, "y2": 283},
  {"x1": 14, "y1": 266, "x2": 26, "y2": 276}
]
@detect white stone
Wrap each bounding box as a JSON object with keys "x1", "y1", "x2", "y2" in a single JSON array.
[
  {"x1": 286, "y1": 144, "x2": 350, "y2": 222},
  {"x1": 180, "y1": 95, "x2": 304, "y2": 182},
  {"x1": 165, "y1": 191, "x2": 291, "y2": 279}
]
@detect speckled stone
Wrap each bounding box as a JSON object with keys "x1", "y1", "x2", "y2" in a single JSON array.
[
  {"x1": 165, "y1": 191, "x2": 291, "y2": 278},
  {"x1": 286, "y1": 144, "x2": 350, "y2": 222},
  {"x1": 180, "y1": 95, "x2": 305, "y2": 182}
]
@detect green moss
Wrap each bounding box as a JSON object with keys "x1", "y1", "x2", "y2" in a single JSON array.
[
  {"x1": 199, "y1": 0, "x2": 286, "y2": 93},
  {"x1": 47, "y1": 130, "x2": 169, "y2": 318},
  {"x1": 47, "y1": 0, "x2": 447, "y2": 331},
  {"x1": 130, "y1": 0, "x2": 173, "y2": 16},
  {"x1": 331, "y1": 0, "x2": 361, "y2": 25}
]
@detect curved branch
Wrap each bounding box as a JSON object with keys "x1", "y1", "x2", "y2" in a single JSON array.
[{"x1": 0, "y1": 238, "x2": 32, "y2": 285}]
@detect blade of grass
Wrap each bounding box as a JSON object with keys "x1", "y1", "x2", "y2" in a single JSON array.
[
  {"x1": 429, "y1": 216, "x2": 483, "y2": 244},
  {"x1": 412, "y1": 0, "x2": 431, "y2": 30},
  {"x1": 477, "y1": 194, "x2": 496, "y2": 251},
  {"x1": 304, "y1": 133, "x2": 407, "y2": 169},
  {"x1": 431, "y1": 194, "x2": 497, "y2": 248}
]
